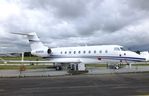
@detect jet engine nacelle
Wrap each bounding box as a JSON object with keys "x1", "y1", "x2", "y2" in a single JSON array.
[{"x1": 31, "y1": 48, "x2": 52, "y2": 57}]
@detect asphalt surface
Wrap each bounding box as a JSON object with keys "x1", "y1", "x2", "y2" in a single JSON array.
[
  {"x1": 0, "y1": 73, "x2": 149, "y2": 96},
  {"x1": 0, "y1": 66, "x2": 149, "y2": 77}
]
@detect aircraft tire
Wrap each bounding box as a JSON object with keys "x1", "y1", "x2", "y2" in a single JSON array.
[{"x1": 55, "y1": 66, "x2": 62, "y2": 71}]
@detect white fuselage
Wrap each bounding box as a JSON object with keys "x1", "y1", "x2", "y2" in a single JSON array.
[{"x1": 32, "y1": 45, "x2": 146, "y2": 64}]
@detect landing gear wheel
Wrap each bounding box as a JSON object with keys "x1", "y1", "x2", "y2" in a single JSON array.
[
  {"x1": 55, "y1": 66, "x2": 62, "y2": 71},
  {"x1": 115, "y1": 66, "x2": 119, "y2": 69}
]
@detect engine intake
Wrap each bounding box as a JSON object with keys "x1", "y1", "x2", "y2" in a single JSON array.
[{"x1": 47, "y1": 48, "x2": 52, "y2": 54}]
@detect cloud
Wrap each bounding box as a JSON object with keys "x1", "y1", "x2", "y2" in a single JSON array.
[
  {"x1": 0, "y1": 0, "x2": 149, "y2": 52},
  {"x1": 128, "y1": 0, "x2": 149, "y2": 10}
]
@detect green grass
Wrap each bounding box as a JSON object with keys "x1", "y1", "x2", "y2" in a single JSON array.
[
  {"x1": 0, "y1": 56, "x2": 52, "y2": 70},
  {"x1": 0, "y1": 65, "x2": 51, "y2": 70},
  {"x1": 1, "y1": 56, "x2": 43, "y2": 61},
  {"x1": 0, "y1": 65, "x2": 20, "y2": 70},
  {"x1": 86, "y1": 64, "x2": 107, "y2": 67},
  {"x1": 0, "y1": 56, "x2": 47, "y2": 64},
  {"x1": 133, "y1": 64, "x2": 149, "y2": 66}
]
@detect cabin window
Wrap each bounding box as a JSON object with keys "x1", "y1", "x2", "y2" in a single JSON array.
[
  {"x1": 78, "y1": 51, "x2": 81, "y2": 54},
  {"x1": 69, "y1": 51, "x2": 71, "y2": 54},
  {"x1": 83, "y1": 51, "x2": 86, "y2": 54},
  {"x1": 60, "y1": 51, "x2": 63, "y2": 54},
  {"x1": 105, "y1": 50, "x2": 108, "y2": 53},
  {"x1": 99, "y1": 50, "x2": 102, "y2": 53},
  {"x1": 65, "y1": 51, "x2": 67, "y2": 54},
  {"x1": 94, "y1": 50, "x2": 96, "y2": 53},
  {"x1": 74, "y1": 51, "x2": 76, "y2": 54},
  {"x1": 88, "y1": 50, "x2": 91, "y2": 54}
]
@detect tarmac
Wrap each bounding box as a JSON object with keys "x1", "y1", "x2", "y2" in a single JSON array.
[
  {"x1": 0, "y1": 73, "x2": 149, "y2": 96},
  {"x1": 0, "y1": 66, "x2": 149, "y2": 96},
  {"x1": 0, "y1": 66, "x2": 149, "y2": 77}
]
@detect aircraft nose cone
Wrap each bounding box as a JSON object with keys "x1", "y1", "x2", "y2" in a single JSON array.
[{"x1": 140, "y1": 51, "x2": 149, "y2": 61}]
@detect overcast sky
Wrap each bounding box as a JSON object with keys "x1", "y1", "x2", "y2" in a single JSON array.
[{"x1": 0, "y1": 0, "x2": 149, "y2": 52}]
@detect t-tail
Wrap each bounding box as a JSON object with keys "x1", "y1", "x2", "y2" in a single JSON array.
[{"x1": 12, "y1": 32, "x2": 52, "y2": 57}]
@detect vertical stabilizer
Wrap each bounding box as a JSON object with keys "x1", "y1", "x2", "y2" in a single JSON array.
[
  {"x1": 12, "y1": 32, "x2": 47, "y2": 51},
  {"x1": 27, "y1": 32, "x2": 46, "y2": 50}
]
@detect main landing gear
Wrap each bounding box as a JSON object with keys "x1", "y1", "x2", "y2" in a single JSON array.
[
  {"x1": 55, "y1": 66, "x2": 62, "y2": 70},
  {"x1": 53, "y1": 63, "x2": 88, "y2": 74},
  {"x1": 68, "y1": 63, "x2": 88, "y2": 74},
  {"x1": 107, "y1": 62, "x2": 124, "y2": 69}
]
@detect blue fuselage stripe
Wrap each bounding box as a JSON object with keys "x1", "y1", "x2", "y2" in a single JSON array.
[{"x1": 45, "y1": 55, "x2": 145, "y2": 62}]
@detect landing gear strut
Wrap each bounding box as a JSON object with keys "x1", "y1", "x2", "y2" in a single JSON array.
[
  {"x1": 53, "y1": 63, "x2": 63, "y2": 71},
  {"x1": 53, "y1": 63, "x2": 88, "y2": 74},
  {"x1": 68, "y1": 63, "x2": 88, "y2": 74},
  {"x1": 69, "y1": 63, "x2": 86, "y2": 71}
]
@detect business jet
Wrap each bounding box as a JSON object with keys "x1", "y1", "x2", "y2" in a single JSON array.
[{"x1": 12, "y1": 32, "x2": 148, "y2": 71}]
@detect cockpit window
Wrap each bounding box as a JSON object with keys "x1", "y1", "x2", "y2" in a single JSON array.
[
  {"x1": 120, "y1": 47, "x2": 128, "y2": 51},
  {"x1": 114, "y1": 47, "x2": 120, "y2": 51}
]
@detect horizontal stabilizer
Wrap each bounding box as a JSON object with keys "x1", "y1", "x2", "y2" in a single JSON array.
[{"x1": 11, "y1": 32, "x2": 35, "y2": 36}]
